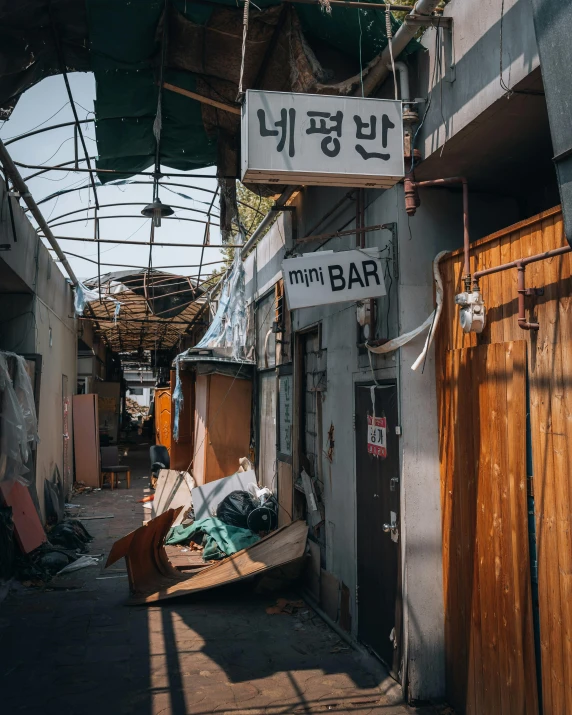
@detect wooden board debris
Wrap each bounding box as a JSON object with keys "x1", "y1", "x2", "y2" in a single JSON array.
[
  {"x1": 151, "y1": 469, "x2": 195, "y2": 526},
  {"x1": 0, "y1": 480, "x2": 46, "y2": 553},
  {"x1": 129, "y1": 519, "x2": 308, "y2": 605}
]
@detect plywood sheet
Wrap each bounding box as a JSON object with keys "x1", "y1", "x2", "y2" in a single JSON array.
[
  {"x1": 72, "y1": 394, "x2": 100, "y2": 487},
  {"x1": 130, "y1": 519, "x2": 308, "y2": 604},
  {"x1": 191, "y1": 469, "x2": 256, "y2": 521},
  {"x1": 204, "y1": 373, "x2": 252, "y2": 483},
  {"x1": 0, "y1": 480, "x2": 46, "y2": 553},
  {"x1": 436, "y1": 341, "x2": 538, "y2": 715},
  {"x1": 151, "y1": 469, "x2": 195, "y2": 526}
]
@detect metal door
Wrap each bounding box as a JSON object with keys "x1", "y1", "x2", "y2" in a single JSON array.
[{"x1": 355, "y1": 381, "x2": 402, "y2": 677}]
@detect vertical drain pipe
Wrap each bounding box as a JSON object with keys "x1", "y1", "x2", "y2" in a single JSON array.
[{"x1": 516, "y1": 261, "x2": 540, "y2": 331}]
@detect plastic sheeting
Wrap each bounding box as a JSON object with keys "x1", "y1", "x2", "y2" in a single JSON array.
[
  {"x1": 0, "y1": 352, "x2": 39, "y2": 485},
  {"x1": 195, "y1": 249, "x2": 250, "y2": 360},
  {"x1": 73, "y1": 279, "x2": 121, "y2": 317},
  {"x1": 172, "y1": 357, "x2": 183, "y2": 443}
]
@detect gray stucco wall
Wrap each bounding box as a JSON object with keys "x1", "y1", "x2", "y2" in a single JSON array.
[{"x1": 417, "y1": 0, "x2": 539, "y2": 157}]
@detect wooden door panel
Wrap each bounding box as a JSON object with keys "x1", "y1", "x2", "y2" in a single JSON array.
[
  {"x1": 438, "y1": 341, "x2": 538, "y2": 715},
  {"x1": 154, "y1": 388, "x2": 172, "y2": 454}
]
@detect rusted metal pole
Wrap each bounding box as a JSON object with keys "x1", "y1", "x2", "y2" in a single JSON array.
[
  {"x1": 516, "y1": 261, "x2": 539, "y2": 331},
  {"x1": 50, "y1": 235, "x2": 229, "y2": 248},
  {"x1": 473, "y1": 244, "x2": 572, "y2": 279}
]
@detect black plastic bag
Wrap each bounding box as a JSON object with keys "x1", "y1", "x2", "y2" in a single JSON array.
[
  {"x1": 48, "y1": 519, "x2": 93, "y2": 553},
  {"x1": 44, "y1": 477, "x2": 64, "y2": 525},
  {"x1": 0, "y1": 506, "x2": 14, "y2": 580},
  {"x1": 216, "y1": 490, "x2": 256, "y2": 530}
]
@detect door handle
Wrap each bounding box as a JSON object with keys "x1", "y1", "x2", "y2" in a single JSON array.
[{"x1": 382, "y1": 511, "x2": 399, "y2": 542}]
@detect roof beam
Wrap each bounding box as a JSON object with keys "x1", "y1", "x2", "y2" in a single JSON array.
[{"x1": 48, "y1": 235, "x2": 231, "y2": 248}]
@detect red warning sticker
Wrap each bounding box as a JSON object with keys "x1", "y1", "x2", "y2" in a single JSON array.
[{"x1": 367, "y1": 415, "x2": 387, "y2": 458}]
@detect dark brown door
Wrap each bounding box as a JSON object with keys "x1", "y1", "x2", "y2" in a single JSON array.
[{"x1": 355, "y1": 381, "x2": 401, "y2": 677}]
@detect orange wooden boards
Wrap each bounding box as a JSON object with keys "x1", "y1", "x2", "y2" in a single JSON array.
[
  {"x1": 0, "y1": 480, "x2": 46, "y2": 553},
  {"x1": 437, "y1": 342, "x2": 538, "y2": 715},
  {"x1": 436, "y1": 206, "x2": 572, "y2": 715}
]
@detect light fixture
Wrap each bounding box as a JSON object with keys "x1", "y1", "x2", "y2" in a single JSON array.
[{"x1": 141, "y1": 198, "x2": 174, "y2": 227}]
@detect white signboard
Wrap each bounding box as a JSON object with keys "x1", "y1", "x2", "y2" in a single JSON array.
[
  {"x1": 282, "y1": 248, "x2": 386, "y2": 309},
  {"x1": 241, "y1": 90, "x2": 404, "y2": 189}
]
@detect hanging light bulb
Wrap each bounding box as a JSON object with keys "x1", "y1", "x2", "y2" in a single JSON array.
[{"x1": 141, "y1": 198, "x2": 174, "y2": 227}]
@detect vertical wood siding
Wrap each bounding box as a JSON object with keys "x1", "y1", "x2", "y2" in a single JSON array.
[{"x1": 436, "y1": 206, "x2": 571, "y2": 714}]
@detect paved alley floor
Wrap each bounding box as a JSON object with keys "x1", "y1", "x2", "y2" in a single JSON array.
[{"x1": 0, "y1": 447, "x2": 440, "y2": 715}]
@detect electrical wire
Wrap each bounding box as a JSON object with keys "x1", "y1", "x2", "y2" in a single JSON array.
[
  {"x1": 386, "y1": 7, "x2": 398, "y2": 101},
  {"x1": 237, "y1": 0, "x2": 251, "y2": 99},
  {"x1": 410, "y1": 15, "x2": 442, "y2": 173},
  {"x1": 499, "y1": 0, "x2": 544, "y2": 97},
  {"x1": 358, "y1": 9, "x2": 365, "y2": 98},
  {"x1": 1, "y1": 101, "x2": 70, "y2": 142}
]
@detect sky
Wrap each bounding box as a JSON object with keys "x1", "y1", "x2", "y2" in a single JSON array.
[{"x1": 0, "y1": 72, "x2": 226, "y2": 283}]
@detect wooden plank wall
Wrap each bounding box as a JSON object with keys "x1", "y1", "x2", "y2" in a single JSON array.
[
  {"x1": 436, "y1": 206, "x2": 572, "y2": 714},
  {"x1": 438, "y1": 341, "x2": 537, "y2": 714}
]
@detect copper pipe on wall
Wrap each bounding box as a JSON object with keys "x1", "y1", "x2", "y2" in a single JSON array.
[
  {"x1": 472, "y1": 245, "x2": 572, "y2": 279},
  {"x1": 472, "y1": 245, "x2": 571, "y2": 331},
  {"x1": 516, "y1": 262, "x2": 540, "y2": 331}
]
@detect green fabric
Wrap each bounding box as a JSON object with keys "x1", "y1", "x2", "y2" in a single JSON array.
[
  {"x1": 166, "y1": 517, "x2": 260, "y2": 561},
  {"x1": 85, "y1": 0, "x2": 420, "y2": 181}
]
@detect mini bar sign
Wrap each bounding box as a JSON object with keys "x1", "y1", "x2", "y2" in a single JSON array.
[
  {"x1": 241, "y1": 90, "x2": 404, "y2": 189},
  {"x1": 282, "y1": 248, "x2": 386, "y2": 310}
]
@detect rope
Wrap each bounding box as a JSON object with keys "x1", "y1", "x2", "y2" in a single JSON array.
[
  {"x1": 237, "y1": 0, "x2": 251, "y2": 100},
  {"x1": 385, "y1": 7, "x2": 398, "y2": 101}
]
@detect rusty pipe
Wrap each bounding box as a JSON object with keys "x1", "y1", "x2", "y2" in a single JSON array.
[
  {"x1": 473, "y1": 245, "x2": 572, "y2": 279},
  {"x1": 516, "y1": 261, "x2": 539, "y2": 331},
  {"x1": 407, "y1": 176, "x2": 470, "y2": 291}
]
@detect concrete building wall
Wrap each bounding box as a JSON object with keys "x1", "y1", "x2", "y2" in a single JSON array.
[
  {"x1": 0, "y1": 178, "x2": 77, "y2": 520},
  {"x1": 417, "y1": 0, "x2": 539, "y2": 156}
]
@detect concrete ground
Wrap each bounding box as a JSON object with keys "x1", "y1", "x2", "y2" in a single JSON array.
[{"x1": 0, "y1": 446, "x2": 440, "y2": 715}]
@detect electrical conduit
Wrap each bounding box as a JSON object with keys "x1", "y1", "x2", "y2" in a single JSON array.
[{"x1": 366, "y1": 250, "x2": 447, "y2": 371}]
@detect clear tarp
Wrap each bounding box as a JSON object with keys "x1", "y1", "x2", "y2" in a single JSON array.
[
  {"x1": 195, "y1": 249, "x2": 251, "y2": 361},
  {"x1": 0, "y1": 352, "x2": 39, "y2": 484}
]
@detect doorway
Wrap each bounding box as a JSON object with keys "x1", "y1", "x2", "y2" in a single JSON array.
[{"x1": 355, "y1": 380, "x2": 402, "y2": 678}]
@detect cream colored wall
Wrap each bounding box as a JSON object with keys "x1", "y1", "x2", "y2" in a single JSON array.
[{"x1": 32, "y1": 294, "x2": 77, "y2": 519}]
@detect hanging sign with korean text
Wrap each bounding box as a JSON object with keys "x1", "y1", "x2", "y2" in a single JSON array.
[
  {"x1": 282, "y1": 248, "x2": 386, "y2": 309},
  {"x1": 367, "y1": 415, "x2": 387, "y2": 458},
  {"x1": 241, "y1": 90, "x2": 404, "y2": 189}
]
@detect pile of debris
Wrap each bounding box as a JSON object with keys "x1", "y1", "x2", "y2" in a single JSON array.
[
  {"x1": 125, "y1": 396, "x2": 149, "y2": 421},
  {"x1": 0, "y1": 479, "x2": 100, "y2": 591},
  {"x1": 108, "y1": 459, "x2": 308, "y2": 604}
]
